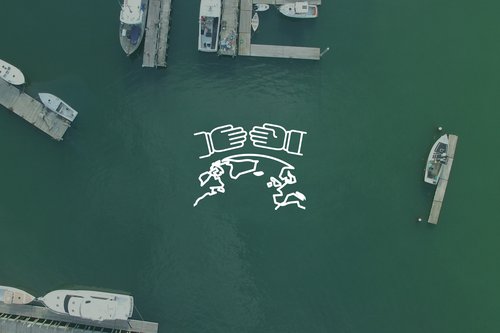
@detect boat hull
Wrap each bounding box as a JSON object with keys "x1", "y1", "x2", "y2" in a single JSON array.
[
  {"x1": 119, "y1": 0, "x2": 149, "y2": 55},
  {"x1": 278, "y1": 3, "x2": 318, "y2": 19},
  {"x1": 39, "y1": 93, "x2": 78, "y2": 122},
  {"x1": 40, "y1": 290, "x2": 134, "y2": 322},
  {"x1": 254, "y1": 4, "x2": 269, "y2": 12},
  {"x1": 0, "y1": 286, "x2": 35, "y2": 305},
  {"x1": 424, "y1": 134, "x2": 449, "y2": 185},
  {"x1": 0, "y1": 59, "x2": 25, "y2": 85}
]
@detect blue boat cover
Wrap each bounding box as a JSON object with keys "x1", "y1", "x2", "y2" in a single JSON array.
[{"x1": 130, "y1": 26, "x2": 141, "y2": 45}]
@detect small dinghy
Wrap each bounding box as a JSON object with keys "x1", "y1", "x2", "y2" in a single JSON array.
[
  {"x1": 278, "y1": 2, "x2": 318, "y2": 19},
  {"x1": 39, "y1": 93, "x2": 78, "y2": 122},
  {"x1": 424, "y1": 134, "x2": 449, "y2": 185},
  {"x1": 251, "y1": 12, "x2": 260, "y2": 32},
  {"x1": 254, "y1": 4, "x2": 269, "y2": 12},
  {"x1": 0, "y1": 286, "x2": 35, "y2": 305},
  {"x1": 39, "y1": 290, "x2": 134, "y2": 322},
  {"x1": 0, "y1": 59, "x2": 25, "y2": 85}
]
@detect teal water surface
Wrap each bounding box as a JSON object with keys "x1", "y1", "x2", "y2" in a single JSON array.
[{"x1": 1, "y1": 0, "x2": 500, "y2": 332}]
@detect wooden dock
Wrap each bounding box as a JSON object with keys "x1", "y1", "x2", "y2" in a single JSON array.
[
  {"x1": 428, "y1": 134, "x2": 458, "y2": 224},
  {"x1": 219, "y1": 0, "x2": 240, "y2": 56},
  {"x1": 234, "y1": 0, "x2": 321, "y2": 60},
  {"x1": 0, "y1": 79, "x2": 71, "y2": 141},
  {"x1": 0, "y1": 303, "x2": 158, "y2": 333},
  {"x1": 143, "y1": 0, "x2": 172, "y2": 68}
]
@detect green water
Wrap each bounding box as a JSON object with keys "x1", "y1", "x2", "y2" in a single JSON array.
[{"x1": 1, "y1": 0, "x2": 500, "y2": 332}]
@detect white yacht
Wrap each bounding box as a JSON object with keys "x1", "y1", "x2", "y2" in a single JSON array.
[
  {"x1": 0, "y1": 286, "x2": 35, "y2": 305},
  {"x1": 198, "y1": 0, "x2": 222, "y2": 52},
  {"x1": 424, "y1": 134, "x2": 449, "y2": 185},
  {"x1": 119, "y1": 0, "x2": 149, "y2": 55},
  {"x1": 39, "y1": 290, "x2": 134, "y2": 322},
  {"x1": 39, "y1": 93, "x2": 78, "y2": 122},
  {"x1": 278, "y1": 2, "x2": 318, "y2": 19},
  {"x1": 0, "y1": 59, "x2": 25, "y2": 85}
]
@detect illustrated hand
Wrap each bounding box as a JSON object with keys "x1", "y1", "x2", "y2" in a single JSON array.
[
  {"x1": 249, "y1": 123, "x2": 287, "y2": 151},
  {"x1": 249, "y1": 123, "x2": 307, "y2": 156},
  {"x1": 194, "y1": 124, "x2": 247, "y2": 159}
]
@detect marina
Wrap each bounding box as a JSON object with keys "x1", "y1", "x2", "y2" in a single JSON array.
[
  {"x1": 0, "y1": 79, "x2": 72, "y2": 141},
  {"x1": 142, "y1": 0, "x2": 172, "y2": 67},
  {"x1": 427, "y1": 134, "x2": 458, "y2": 224},
  {"x1": 0, "y1": 303, "x2": 158, "y2": 333}
]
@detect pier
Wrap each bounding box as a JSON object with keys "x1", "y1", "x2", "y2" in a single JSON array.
[
  {"x1": 428, "y1": 134, "x2": 458, "y2": 224},
  {"x1": 0, "y1": 79, "x2": 71, "y2": 141},
  {"x1": 143, "y1": 0, "x2": 172, "y2": 68},
  {"x1": 219, "y1": 0, "x2": 240, "y2": 56},
  {"x1": 0, "y1": 304, "x2": 158, "y2": 333},
  {"x1": 233, "y1": 0, "x2": 321, "y2": 60}
]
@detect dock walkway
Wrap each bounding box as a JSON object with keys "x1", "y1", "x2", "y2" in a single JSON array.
[
  {"x1": 235, "y1": 0, "x2": 321, "y2": 60},
  {"x1": 0, "y1": 304, "x2": 158, "y2": 333},
  {"x1": 0, "y1": 80, "x2": 70, "y2": 140},
  {"x1": 219, "y1": 0, "x2": 240, "y2": 56},
  {"x1": 143, "y1": 0, "x2": 172, "y2": 68},
  {"x1": 428, "y1": 134, "x2": 458, "y2": 224}
]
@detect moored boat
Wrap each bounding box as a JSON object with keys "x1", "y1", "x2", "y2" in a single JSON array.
[
  {"x1": 0, "y1": 286, "x2": 35, "y2": 305},
  {"x1": 39, "y1": 93, "x2": 78, "y2": 122},
  {"x1": 198, "y1": 0, "x2": 222, "y2": 52},
  {"x1": 39, "y1": 290, "x2": 134, "y2": 322},
  {"x1": 0, "y1": 59, "x2": 25, "y2": 85},
  {"x1": 119, "y1": 0, "x2": 149, "y2": 55},
  {"x1": 424, "y1": 134, "x2": 449, "y2": 185},
  {"x1": 254, "y1": 4, "x2": 270, "y2": 12},
  {"x1": 251, "y1": 13, "x2": 259, "y2": 32},
  {"x1": 278, "y1": 2, "x2": 318, "y2": 19}
]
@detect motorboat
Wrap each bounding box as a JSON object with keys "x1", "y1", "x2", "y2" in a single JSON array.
[
  {"x1": 119, "y1": 0, "x2": 149, "y2": 55},
  {"x1": 424, "y1": 134, "x2": 449, "y2": 185},
  {"x1": 0, "y1": 59, "x2": 25, "y2": 85},
  {"x1": 0, "y1": 286, "x2": 35, "y2": 305},
  {"x1": 254, "y1": 4, "x2": 270, "y2": 12},
  {"x1": 198, "y1": 0, "x2": 222, "y2": 52},
  {"x1": 39, "y1": 290, "x2": 134, "y2": 321},
  {"x1": 39, "y1": 93, "x2": 78, "y2": 122},
  {"x1": 278, "y1": 2, "x2": 318, "y2": 19}
]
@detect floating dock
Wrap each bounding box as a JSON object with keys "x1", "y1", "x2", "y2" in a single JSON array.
[
  {"x1": 0, "y1": 79, "x2": 71, "y2": 141},
  {"x1": 219, "y1": 0, "x2": 240, "y2": 56},
  {"x1": 231, "y1": 0, "x2": 321, "y2": 60},
  {"x1": 143, "y1": 0, "x2": 172, "y2": 68},
  {"x1": 428, "y1": 134, "x2": 458, "y2": 224},
  {"x1": 0, "y1": 303, "x2": 158, "y2": 333}
]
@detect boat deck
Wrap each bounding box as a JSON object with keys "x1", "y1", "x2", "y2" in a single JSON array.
[
  {"x1": 0, "y1": 303, "x2": 158, "y2": 333},
  {"x1": 253, "y1": 0, "x2": 321, "y2": 4},
  {"x1": 143, "y1": 0, "x2": 172, "y2": 67},
  {"x1": 428, "y1": 134, "x2": 458, "y2": 224},
  {"x1": 218, "y1": 0, "x2": 240, "y2": 56},
  {"x1": 0, "y1": 80, "x2": 71, "y2": 141}
]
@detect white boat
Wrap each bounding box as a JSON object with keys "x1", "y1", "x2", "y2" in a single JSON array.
[
  {"x1": 278, "y1": 2, "x2": 318, "y2": 19},
  {"x1": 0, "y1": 286, "x2": 35, "y2": 305},
  {"x1": 0, "y1": 59, "x2": 25, "y2": 85},
  {"x1": 39, "y1": 93, "x2": 78, "y2": 122},
  {"x1": 39, "y1": 290, "x2": 134, "y2": 322},
  {"x1": 119, "y1": 0, "x2": 149, "y2": 55},
  {"x1": 251, "y1": 13, "x2": 259, "y2": 32},
  {"x1": 424, "y1": 134, "x2": 449, "y2": 185},
  {"x1": 254, "y1": 4, "x2": 269, "y2": 12},
  {"x1": 198, "y1": 0, "x2": 222, "y2": 52}
]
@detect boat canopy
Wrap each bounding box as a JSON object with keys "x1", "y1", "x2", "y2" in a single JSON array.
[
  {"x1": 120, "y1": 0, "x2": 143, "y2": 25},
  {"x1": 295, "y1": 2, "x2": 310, "y2": 13},
  {"x1": 200, "y1": 0, "x2": 221, "y2": 17}
]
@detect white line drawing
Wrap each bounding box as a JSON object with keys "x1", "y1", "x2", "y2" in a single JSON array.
[
  {"x1": 194, "y1": 153, "x2": 306, "y2": 210},
  {"x1": 194, "y1": 124, "x2": 247, "y2": 159},
  {"x1": 249, "y1": 123, "x2": 307, "y2": 156}
]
